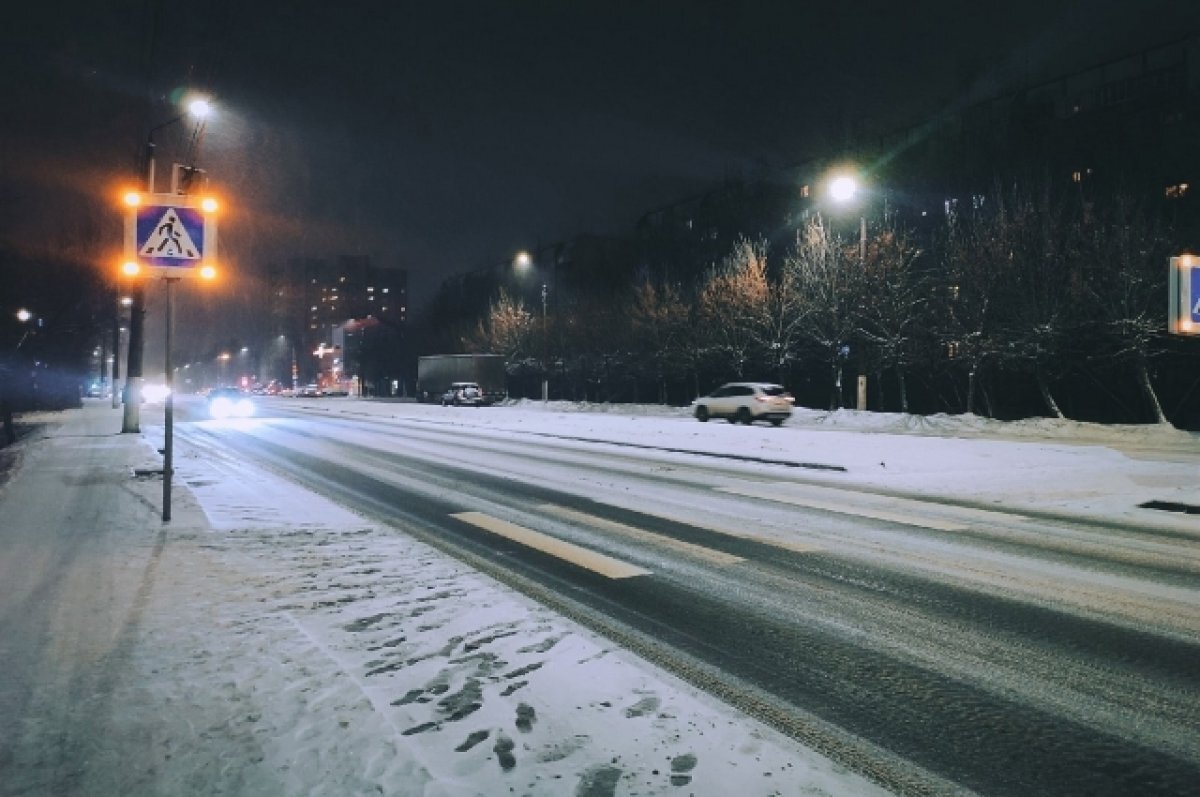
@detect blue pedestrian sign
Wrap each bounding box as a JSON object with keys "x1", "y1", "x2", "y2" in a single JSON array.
[
  {"x1": 1168, "y1": 255, "x2": 1200, "y2": 336},
  {"x1": 124, "y1": 193, "x2": 217, "y2": 278},
  {"x1": 1192, "y1": 267, "x2": 1200, "y2": 324}
]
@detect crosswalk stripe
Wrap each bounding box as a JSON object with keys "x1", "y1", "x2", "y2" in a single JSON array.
[
  {"x1": 538, "y1": 504, "x2": 744, "y2": 566},
  {"x1": 450, "y1": 511, "x2": 651, "y2": 580}
]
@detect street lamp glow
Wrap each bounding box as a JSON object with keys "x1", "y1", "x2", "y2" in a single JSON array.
[
  {"x1": 514, "y1": 251, "x2": 533, "y2": 271},
  {"x1": 122, "y1": 261, "x2": 141, "y2": 277},
  {"x1": 200, "y1": 265, "x2": 217, "y2": 280},
  {"x1": 16, "y1": 308, "x2": 32, "y2": 323},
  {"x1": 187, "y1": 98, "x2": 212, "y2": 119},
  {"x1": 200, "y1": 197, "x2": 218, "y2": 213},
  {"x1": 123, "y1": 191, "x2": 141, "y2": 207},
  {"x1": 829, "y1": 175, "x2": 859, "y2": 204}
]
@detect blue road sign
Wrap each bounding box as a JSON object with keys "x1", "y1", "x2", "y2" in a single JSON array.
[
  {"x1": 137, "y1": 205, "x2": 204, "y2": 265},
  {"x1": 124, "y1": 194, "x2": 217, "y2": 277},
  {"x1": 1191, "y1": 266, "x2": 1200, "y2": 323}
]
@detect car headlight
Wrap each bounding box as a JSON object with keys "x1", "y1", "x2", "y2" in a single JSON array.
[{"x1": 209, "y1": 397, "x2": 254, "y2": 419}]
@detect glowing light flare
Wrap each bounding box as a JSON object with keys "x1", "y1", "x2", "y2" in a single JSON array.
[
  {"x1": 1179, "y1": 254, "x2": 1195, "y2": 269},
  {"x1": 123, "y1": 191, "x2": 142, "y2": 207},
  {"x1": 187, "y1": 98, "x2": 212, "y2": 119},
  {"x1": 200, "y1": 197, "x2": 218, "y2": 213},
  {"x1": 142, "y1": 383, "x2": 172, "y2": 403},
  {"x1": 16, "y1": 308, "x2": 32, "y2": 322},
  {"x1": 828, "y1": 175, "x2": 859, "y2": 204},
  {"x1": 200, "y1": 265, "x2": 217, "y2": 280},
  {"x1": 121, "y1": 261, "x2": 141, "y2": 277}
]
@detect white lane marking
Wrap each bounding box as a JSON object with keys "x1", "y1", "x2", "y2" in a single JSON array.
[
  {"x1": 716, "y1": 483, "x2": 969, "y2": 531},
  {"x1": 537, "y1": 504, "x2": 744, "y2": 566},
  {"x1": 450, "y1": 511, "x2": 651, "y2": 580},
  {"x1": 610, "y1": 504, "x2": 823, "y2": 555}
]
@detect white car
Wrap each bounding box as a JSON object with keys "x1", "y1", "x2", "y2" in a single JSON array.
[{"x1": 691, "y1": 382, "x2": 794, "y2": 426}]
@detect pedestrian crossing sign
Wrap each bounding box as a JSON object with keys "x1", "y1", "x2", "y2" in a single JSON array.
[
  {"x1": 124, "y1": 194, "x2": 217, "y2": 277},
  {"x1": 1168, "y1": 255, "x2": 1200, "y2": 336}
]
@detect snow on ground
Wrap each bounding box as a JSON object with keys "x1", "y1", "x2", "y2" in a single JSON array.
[{"x1": 5, "y1": 398, "x2": 1194, "y2": 797}]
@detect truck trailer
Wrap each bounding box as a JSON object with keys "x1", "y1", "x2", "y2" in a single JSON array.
[{"x1": 416, "y1": 354, "x2": 508, "y2": 404}]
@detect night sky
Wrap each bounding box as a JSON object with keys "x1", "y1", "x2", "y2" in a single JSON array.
[{"x1": 2, "y1": 1, "x2": 1196, "y2": 328}]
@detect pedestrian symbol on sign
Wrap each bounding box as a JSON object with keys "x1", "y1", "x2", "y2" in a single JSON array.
[{"x1": 138, "y1": 208, "x2": 200, "y2": 259}]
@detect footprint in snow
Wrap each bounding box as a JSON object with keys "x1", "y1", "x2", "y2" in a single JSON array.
[{"x1": 624, "y1": 695, "x2": 659, "y2": 718}]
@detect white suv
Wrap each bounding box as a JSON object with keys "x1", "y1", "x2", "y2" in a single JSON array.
[{"x1": 691, "y1": 382, "x2": 794, "y2": 426}]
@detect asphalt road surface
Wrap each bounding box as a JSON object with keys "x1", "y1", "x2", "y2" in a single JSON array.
[{"x1": 177, "y1": 398, "x2": 1200, "y2": 796}]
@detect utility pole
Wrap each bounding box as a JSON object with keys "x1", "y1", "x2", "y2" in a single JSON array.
[{"x1": 121, "y1": 136, "x2": 156, "y2": 433}]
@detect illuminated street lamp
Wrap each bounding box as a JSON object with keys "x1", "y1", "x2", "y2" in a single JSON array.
[
  {"x1": 514, "y1": 249, "x2": 550, "y2": 402},
  {"x1": 14, "y1": 308, "x2": 36, "y2": 351},
  {"x1": 828, "y1": 174, "x2": 859, "y2": 204}
]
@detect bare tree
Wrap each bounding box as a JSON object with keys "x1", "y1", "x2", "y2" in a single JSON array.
[
  {"x1": 627, "y1": 280, "x2": 694, "y2": 403},
  {"x1": 786, "y1": 218, "x2": 864, "y2": 410},
  {"x1": 937, "y1": 197, "x2": 1011, "y2": 416},
  {"x1": 697, "y1": 239, "x2": 771, "y2": 379},
  {"x1": 993, "y1": 183, "x2": 1080, "y2": 418},
  {"x1": 1076, "y1": 193, "x2": 1175, "y2": 424},
  {"x1": 853, "y1": 219, "x2": 926, "y2": 412},
  {"x1": 464, "y1": 289, "x2": 536, "y2": 363}
]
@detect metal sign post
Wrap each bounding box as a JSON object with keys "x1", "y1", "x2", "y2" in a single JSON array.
[
  {"x1": 124, "y1": 192, "x2": 218, "y2": 522},
  {"x1": 163, "y1": 277, "x2": 177, "y2": 522}
]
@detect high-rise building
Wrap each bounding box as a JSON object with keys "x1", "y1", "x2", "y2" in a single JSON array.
[{"x1": 265, "y1": 255, "x2": 408, "y2": 388}]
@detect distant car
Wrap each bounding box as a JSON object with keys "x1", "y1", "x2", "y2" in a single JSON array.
[
  {"x1": 207, "y1": 387, "x2": 255, "y2": 419},
  {"x1": 691, "y1": 382, "x2": 794, "y2": 426},
  {"x1": 298, "y1": 384, "x2": 324, "y2": 398},
  {"x1": 441, "y1": 382, "x2": 485, "y2": 407}
]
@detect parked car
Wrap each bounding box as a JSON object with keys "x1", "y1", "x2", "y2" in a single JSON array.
[
  {"x1": 298, "y1": 384, "x2": 324, "y2": 398},
  {"x1": 690, "y1": 382, "x2": 794, "y2": 426},
  {"x1": 207, "y1": 387, "x2": 255, "y2": 419},
  {"x1": 441, "y1": 382, "x2": 486, "y2": 407}
]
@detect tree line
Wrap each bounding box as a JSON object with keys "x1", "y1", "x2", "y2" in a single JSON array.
[{"x1": 463, "y1": 184, "x2": 1196, "y2": 426}]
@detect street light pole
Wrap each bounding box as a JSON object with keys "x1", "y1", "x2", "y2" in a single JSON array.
[
  {"x1": 541, "y1": 282, "x2": 548, "y2": 402},
  {"x1": 122, "y1": 98, "x2": 211, "y2": 434}
]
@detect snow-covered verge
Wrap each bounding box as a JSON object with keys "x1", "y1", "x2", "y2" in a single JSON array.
[{"x1": 300, "y1": 397, "x2": 1200, "y2": 531}]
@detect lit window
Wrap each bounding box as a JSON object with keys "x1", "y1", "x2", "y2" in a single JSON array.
[
  {"x1": 1166, "y1": 183, "x2": 1190, "y2": 199},
  {"x1": 382, "y1": 288, "x2": 389, "y2": 294},
  {"x1": 367, "y1": 287, "x2": 374, "y2": 292},
  {"x1": 368, "y1": 295, "x2": 375, "y2": 301},
  {"x1": 799, "y1": 184, "x2": 810, "y2": 198},
  {"x1": 1072, "y1": 171, "x2": 1083, "y2": 183},
  {"x1": 947, "y1": 341, "x2": 960, "y2": 358}
]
